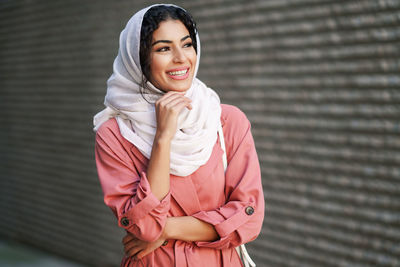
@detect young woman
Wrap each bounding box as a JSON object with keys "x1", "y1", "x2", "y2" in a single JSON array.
[{"x1": 94, "y1": 4, "x2": 264, "y2": 267}]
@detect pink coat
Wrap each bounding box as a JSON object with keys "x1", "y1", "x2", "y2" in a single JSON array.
[{"x1": 95, "y1": 104, "x2": 265, "y2": 267}]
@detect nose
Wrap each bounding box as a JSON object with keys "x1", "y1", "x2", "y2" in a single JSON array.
[{"x1": 173, "y1": 47, "x2": 186, "y2": 63}]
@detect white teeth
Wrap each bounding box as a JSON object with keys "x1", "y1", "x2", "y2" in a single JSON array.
[{"x1": 168, "y1": 69, "x2": 188, "y2": 76}]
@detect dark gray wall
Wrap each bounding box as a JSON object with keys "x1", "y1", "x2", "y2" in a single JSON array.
[{"x1": 1, "y1": 0, "x2": 399, "y2": 266}]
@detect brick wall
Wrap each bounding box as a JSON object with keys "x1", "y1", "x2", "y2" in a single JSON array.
[{"x1": 1, "y1": 0, "x2": 399, "y2": 266}]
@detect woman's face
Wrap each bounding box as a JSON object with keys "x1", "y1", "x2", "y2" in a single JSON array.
[{"x1": 149, "y1": 19, "x2": 197, "y2": 92}]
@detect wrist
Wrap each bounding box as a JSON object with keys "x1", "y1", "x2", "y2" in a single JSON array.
[
  {"x1": 163, "y1": 217, "x2": 172, "y2": 240},
  {"x1": 154, "y1": 131, "x2": 173, "y2": 144},
  {"x1": 164, "y1": 217, "x2": 179, "y2": 240}
]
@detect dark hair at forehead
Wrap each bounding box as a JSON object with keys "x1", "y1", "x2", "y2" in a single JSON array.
[{"x1": 139, "y1": 5, "x2": 198, "y2": 98}]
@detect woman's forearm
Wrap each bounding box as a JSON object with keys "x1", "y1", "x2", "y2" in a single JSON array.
[
  {"x1": 165, "y1": 216, "x2": 219, "y2": 242},
  {"x1": 147, "y1": 92, "x2": 192, "y2": 201},
  {"x1": 146, "y1": 134, "x2": 171, "y2": 200}
]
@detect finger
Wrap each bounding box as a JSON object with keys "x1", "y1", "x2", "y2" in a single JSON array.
[
  {"x1": 126, "y1": 246, "x2": 143, "y2": 258},
  {"x1": 122, "y1": 234, "x2": 135, "y2": 245},
  {"x1": 124, "y1": 239, "x2": 139, "y2": 254},
  {"x1": 156, "y1": 91, "x2": 183, "y2": 105},
  {"x1": 135, "y1": 250, "x2": 145, "y2": 260},
  {"x1": 157, "y1": 99, "x2": 192, "y2": 118},
  {"x1": 135, "y1": 248, "x2": 150, "y2": 260},
  {"x1": 165, "y1": 99, "x2": 192, "y2": 116},
  {"x1": 157, "y1": 92, "x2": 191, "y2": 107},
  {"x1": 135, "y1": 239, "x2": 161, "y2": 260},
  {"x1": 164, "y1": 96, "x2": 191, "y2": 111}
]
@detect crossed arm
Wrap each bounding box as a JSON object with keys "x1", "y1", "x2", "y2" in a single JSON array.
[{"x1": 123, "y1": 216, "x2": 218, "y2": 259}]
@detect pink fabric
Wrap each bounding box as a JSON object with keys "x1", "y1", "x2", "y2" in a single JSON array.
[{"x1": 95, "y1": 104, "x2": 265, "y2": 267}]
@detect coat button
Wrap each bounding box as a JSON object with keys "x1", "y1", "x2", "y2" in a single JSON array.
[
  {"x1": 120, "y1": 217, "x2": 130, "y2": 226},
  {"x1": 162, "y1": 240, "x2": 168, "y2": 246},
  {"x1": 245, "y1": 206, "x2": 254, "y2": 215}
]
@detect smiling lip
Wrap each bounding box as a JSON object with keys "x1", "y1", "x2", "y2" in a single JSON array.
[{"x1": 166, "y1": 67, "x2": 190, "y2": 80}]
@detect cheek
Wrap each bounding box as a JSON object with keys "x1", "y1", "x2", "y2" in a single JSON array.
[
  {"x1": 188, "y1": 51, "x2": 197, "y2": 69},
  {"x1": 150, "y1": 55, "x2": 168, "y2": 77}
]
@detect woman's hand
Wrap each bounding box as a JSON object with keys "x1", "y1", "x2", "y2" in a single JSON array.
[
  {"x1": 123, "y1": 232, "x2": 167, "y2": 260},
  {"x1": 155, "y1": 91, "x2": 192, "y2": 141}
]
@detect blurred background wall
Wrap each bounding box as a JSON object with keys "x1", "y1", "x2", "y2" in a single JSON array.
[{"x1": 1, "y1": 0, "x2": 399, "y2": 266}]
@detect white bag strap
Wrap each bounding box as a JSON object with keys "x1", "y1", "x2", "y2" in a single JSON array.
[
  {"x1": 218, "y1": 124, "x2": 256, "y2": 267},
  {"x1": 218, "y1": 124, "x2": 228, "y2": 172}
]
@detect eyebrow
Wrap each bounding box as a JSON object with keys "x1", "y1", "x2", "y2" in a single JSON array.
[{"x1": 152, "y1": 35, "x2": 191, "y2": 46}]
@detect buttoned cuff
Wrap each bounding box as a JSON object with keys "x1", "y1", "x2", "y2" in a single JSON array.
[
  {"x1": 193, "y1": 203, "x2": 255, "y2": 248},
  {"x1": 118, "y1": 172, "x2": 171, "y2": 240}
]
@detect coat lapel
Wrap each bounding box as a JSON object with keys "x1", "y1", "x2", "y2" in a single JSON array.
[
  {"x1": 170, "y1": 176, "x2": 202, "y2": 215},
  {"x1": 170, "y1": 142, "x2": 224, "y2": 216}
]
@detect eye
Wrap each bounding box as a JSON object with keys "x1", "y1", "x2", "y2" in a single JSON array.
[
  {"x1": 156, "y1": 46, "x2": 170, "y2": 52},
  {"x1": 183, "y1": 42, "x2": 193, "y2": 48}
]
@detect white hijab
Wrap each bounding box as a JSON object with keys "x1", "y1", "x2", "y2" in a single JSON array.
[{"x1": 93, "y1": 4, "x2": 222, "y2": 177}]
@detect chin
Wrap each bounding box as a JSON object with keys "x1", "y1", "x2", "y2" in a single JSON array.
[
  {"x1": 164, "y1": 81, "x2": 192, "y2": 92},
  {"x1": 175, "y1": 85, "x2": 191, "y2": 92}
]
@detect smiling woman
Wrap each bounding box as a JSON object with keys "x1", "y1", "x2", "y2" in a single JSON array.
[
  {"x1": 93, "y1": 4, "x2": 264, "y2": 267},
  {"x1": 148, "y1": 20, "x2": 197, "y2": 92}
]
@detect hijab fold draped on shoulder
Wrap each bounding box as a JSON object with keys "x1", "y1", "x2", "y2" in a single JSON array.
[{"x1": 93, "y1": 4, "x2": 222, "y2": 177}]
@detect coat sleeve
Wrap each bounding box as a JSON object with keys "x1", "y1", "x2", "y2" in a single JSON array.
[
  {"x1": 192, "y1": 107, "x2": 265, "y2": 249},
  {"x1": 95, "y1": 122, "x2": 170, "y2": 242}
]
